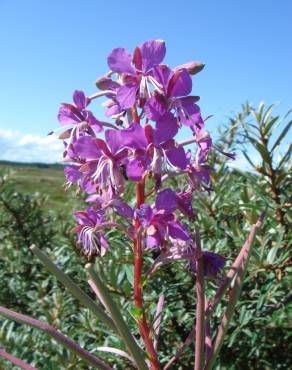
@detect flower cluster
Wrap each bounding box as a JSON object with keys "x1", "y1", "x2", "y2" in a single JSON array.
[{"x1": 55, "y1": 39, "x2": 231, "y2": 276}]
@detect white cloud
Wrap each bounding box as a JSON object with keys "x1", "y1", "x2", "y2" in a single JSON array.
[{"x1": 0, "y1": 129, "x2": 63, "y2": 163}]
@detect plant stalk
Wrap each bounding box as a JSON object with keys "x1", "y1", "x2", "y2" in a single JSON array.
[
  {"x1": 85, "y1": 264, "x2": 148, "y2": 370},
  {"x1": 194, "y1": 229, "x2": 205, "y2": 370},
  {"x1": 134, "y1": 180, "x2": 160, "y2": 369},
  {"x1": 30, "y1": 245, "x2": 116, "y2": 333},
  {"x1": 0, "y1": 349, "x2": 38, "y2": 370},
  {"x1": 0, "y1": 306, "x2": 113, "y2": 370},
  {"x1": 204, "y1": 215, "x2": 264, "y2": 370}
]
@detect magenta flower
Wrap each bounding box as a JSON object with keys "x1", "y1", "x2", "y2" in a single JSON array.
[
  {"x1": 118, "y1": 114, "x2": 187, "y2": 183},
  {"x1": 73, "y1": 207, "x2": 109, "y2": 258},
  {"x1": 189, "y1": 251, "x2": 226, "y2": 277},
  {"x1": 107, "y1": 39, "x2": 166, "y2": 109},
  {"x1": 144, "y1": 64, "x2": 204, "y2": 129},
  {"x1": 86, "y1": 191, "x2": 134, "y2": 219},
  {"x1": 136, "y1": 188, "x2": 190, "y2": 248},
  {"x1": 57, "y1": 90, "x2": 103, "y2": 159},
  {"x1": 74, "y1": 130, "x2": 129, "y2": 193},
  {"x1": 186, "y1": 130, "x2": 213, "y2": 192},
  {"x1": 58, "y1": 90, "x2": 103, "y2": 131},
  {"x1": 176, "y1": 189, "x2": 196, "y2": 220}
]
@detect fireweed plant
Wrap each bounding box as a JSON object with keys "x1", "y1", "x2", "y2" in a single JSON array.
[{"x1": 0, "y1": 40, "x2": 264, "y2": 370}]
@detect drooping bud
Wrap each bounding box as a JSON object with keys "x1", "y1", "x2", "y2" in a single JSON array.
[
  {"x1": 175, "y1": 61, "x2": 205, "y2": 75},
  {"x1": 95, "y1": 76, "x2": 120, "y2": 90}
]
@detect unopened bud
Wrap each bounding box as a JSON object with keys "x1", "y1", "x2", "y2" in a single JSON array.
[
  {"x1": 175, "y1": 61, "x2": 205, "y2": 75},
  {"x1": 95, "y1": 76, "x2": 115, "y2": 90}
]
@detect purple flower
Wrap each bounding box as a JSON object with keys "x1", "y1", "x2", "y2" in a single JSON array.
[
  {"x1": 144, "y1": 64, "x2": 204, "y2": 129},
  {"x1": 107, "y1": 40, "x2": 166, "y2": 109},
  {"x1": 73, "y1": 207, "x2": 109, "y2": 258},
  {"x1": 119, "y1": 114, "x2": 187, "y2": 183},
  {"x1": 74, "y1": 130, "x2": 128, "y2": 193},
  {"x1": 182, "y1": 239, "x2": 225, "y2": 277},
  {"x1": 58, "y1": 90, "x2": 103, "y2": 131},
  {"x1": 202, "y1": 251, "x2": 226, "y2": 277},
  {"x1": 189, "y1": 251, "x2": 225, "y2": 278},
  {"x1": 86, "y1": 191, "x2": 134, "y2": 219},
  {"x1": 195, "y1": 130, "x2": 212, "y2": 163},
  {"x1": 176, "y1": 189, "x2": 196, "y2": 220},
  {"x1": 136, "y1": 188, "x2": 190, "y2": 248},
  {"x1": 95, "y1": 75, "x2": 126, "y2": 119},
  {"x1": 57, "y1": 90, "x2": 103, "y2": 159},
  {"x1": 64, "y1": 165, "x2": 82, "y2": 185},
  {"x1": 187, "y1": 130, "x2": 213, "y2": 192},
  {"x1": 188, "y1": 162, "x2": 213, "y2": 192}
]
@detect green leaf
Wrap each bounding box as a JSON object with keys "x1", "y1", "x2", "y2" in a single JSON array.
[
  {"x1": 266, "y1": 245, "x2": 279, "y2": 264},
  {"x1": 263, "y1": 104, "x2": 275, "y2": 125},
  {"x1": 128, "y1": 306, "x2": 143, "y2": 321},
  {"x1": 124, "y1": 264, "x2": 134, "y2": 287},
  {"x1": 243, "y1": 135, "x2": 271, "y2": 163},
  {"x1": 278, "y1": 144, "x2": 291, "y2": 169},
  {"x1": 271, "y1": 120, "x2": 292, "y2": 152},
  {"x1": 242, "y1": 150, "x2": 256, "y2": 168},
  {"x1": 264, "y1": 116, "x2": 278, "y2": 136}
]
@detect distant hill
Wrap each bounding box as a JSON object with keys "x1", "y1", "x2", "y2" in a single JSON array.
[
  {"x1": 0, "y1": 160, "x2": 64, "y2": 170},
  {"x1": 0, "y1": 160, "x2": 76, "y2": 210}
]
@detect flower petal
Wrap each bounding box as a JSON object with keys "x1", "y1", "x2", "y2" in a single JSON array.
[
  {"x1": 58, "y1": 105, "x2": 79, "y2": 126},
  {"x1": 136, "y1": 204, "x2": 153, "y2": 226},
  {"x1": 87, "y1": 114, "x2": 103, "y2": 132},
  {"x1": 112, "y1": 199, "x2": 134, "y2": 218},
  {"x1": 144, "y1": 95, "x2": 167, "y2": 121},
  {"x1": 166, "y1": 146, "x2": 187, "y2": 170},
  {"x1": 168, "y1": 221, "x2": 190, "y2": 241},
  {"x1": 176, "y1": 190, "x2": 196, "y2": 219},
  {"x1": 73, "y1": 90, "x2": 87, "y2": 109},
  {"x1": 168, "y1": 68, "x2": 192, "y2": 98},
  {"x1": 105, "y1": 129, "x2": 125, "y2": 154},
  {"x1": 121, "y1": 124, "x2": 148, "y2": 150},
  {"x1": 75, "y1": 136, "x2": 101, "y2": 159},
  {"x1": 180, "y1": 100, "x2": 203, "y2": 128},
  {"x1": 146, "y1": 234, "x2": 161, "y2": 249},
  {"x1": 64, "y1": 165, "x2": 82, "y2": 183},
  {"x1": 203, "y1": 251, "x2": 225, "y2": 277},
  {"x1": 126, "y1": 158, "x2": 145, "y2": 181},
  {"x1": 153, "y1": 112, "x2": 178, "y2": 144},
  {"x1": 107, "y1": 48, "x2": 135, "y2": 74},
  {"x1": 155, "y1": 188, "x2": 178, "y2": 213},
  {"x1": 140, "y1": 39, "x2": 166, "y2": 71},
  {"x1": 105, "y1": 102, "x2": 121, "y2": 117},
  {"x1": 116, "y1": 84, "x2": 138, "y2": 109}
]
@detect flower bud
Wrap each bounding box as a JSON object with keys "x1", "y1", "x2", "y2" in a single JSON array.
[
  {"x1": 95, "y1": 76, "x2": 118, "y2": 90},
  {"x1": 175, "y1": 61, "x2": 205, "y2": 75}
]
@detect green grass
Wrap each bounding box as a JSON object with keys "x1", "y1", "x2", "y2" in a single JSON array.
[{"x1": 0, "y1": 162, "x2": 75, "y2": 210}]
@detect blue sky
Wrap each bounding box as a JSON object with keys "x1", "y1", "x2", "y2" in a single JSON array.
[{"x1": 0, "y1": 0, "x2": 291, "y2": 162}]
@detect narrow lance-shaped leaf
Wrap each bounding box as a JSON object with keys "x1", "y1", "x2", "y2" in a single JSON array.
[
  {"x1": 271, "y1": 120, "x2": 292, "y2": 152},
  {"x1": 85, "y1": 263, "x2": 148, "y2": 370},
  {"x1": 164, "y1": 215, "x2": 264, "y2": 370},
  {"x1": 153, "y1": 295, "x2": 165, "y2": 350},
  {"x1": 30, "y1": 245, "x2": 117, "y2": 333},
  {"x1": 204, "y1": 214, "x2": 264, "y2": 370},
  {"x1": 96, "y1": 347, "x2": 135, "y2": 364},
  {"x1": 0, "y1": 349, "x2": 38, "y2": 370},
  {"x1": 0, "y1": 306, "x2": 113, "y2": 370}
]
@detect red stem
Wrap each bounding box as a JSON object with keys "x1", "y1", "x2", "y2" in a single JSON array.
[
  {"x1": 132, "y1": 106, "x2": 140, "y2": 125},
  {"x1": 134, "y1": 180, "x2": 160, "y2": 369},
  {"x1": 131, "y1": 104, "x2": 160, "y2": 368}
]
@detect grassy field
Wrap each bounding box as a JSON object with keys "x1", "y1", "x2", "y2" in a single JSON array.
[{"x1": 0, "y1": 161, "x2": 73, "y2": 209}]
